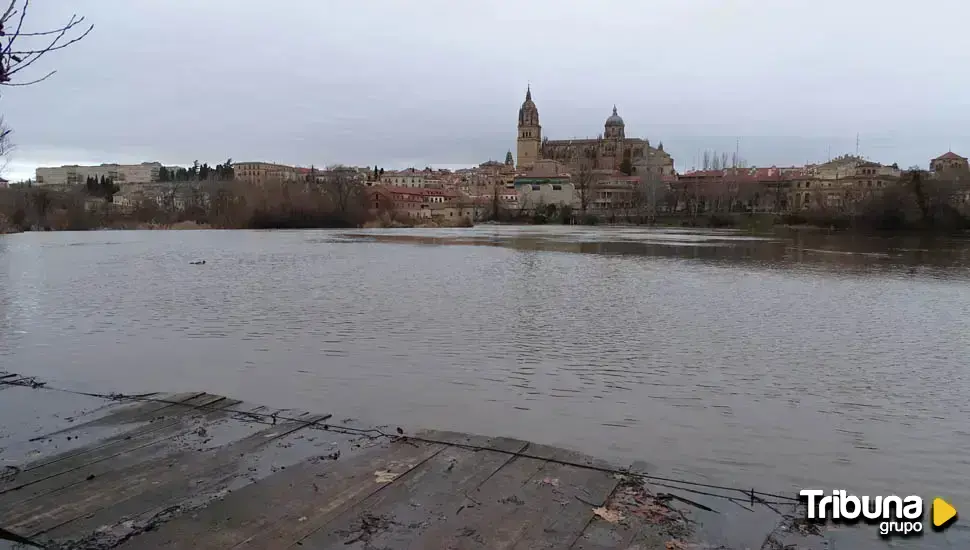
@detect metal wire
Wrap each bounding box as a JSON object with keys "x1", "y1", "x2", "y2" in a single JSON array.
[{"x1": 0, "y1": 374, "x2": 802, "y2": 512}]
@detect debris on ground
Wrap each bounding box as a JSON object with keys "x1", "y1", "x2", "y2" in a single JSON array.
[
  {"x1": 610, "y1": 480, "x2": 688, "y2": 525},
  {"x1": 308, "y1": 450, "x2": 340, "y2": 464},
  {"x1": 590, "y1": 477, "x2": 694, "y2": 541},
  {"x1": 335, "y1": 513, "x2": 397, "y2": 546},
  {"x1": 759, "y1": 506, "x2": 825, "y2": 550},
  {"x1": 0, "y1": 465, "x2": 19, "y2": 483},
  {"x1": 538, "y1": 477, "x2": 560, "y2": 488},
  {"x1": 592, "y1": 506, "x2": 624, "y2": 523},
  {"x1": 374, "y1": 470, "x2": 398, "y2": 483}
]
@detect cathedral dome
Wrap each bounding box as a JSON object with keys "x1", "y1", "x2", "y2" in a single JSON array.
[{"x1": 605, "y1": 105, "x2": 624, "y2": 127}]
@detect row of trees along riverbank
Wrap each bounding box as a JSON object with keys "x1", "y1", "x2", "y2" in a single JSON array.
[
  {"x1": 0, "y1": 168, "x2": 373, "y2": 232},
  {"x1": 495, "y1": 169, "x2": 970, "y2": 232}
]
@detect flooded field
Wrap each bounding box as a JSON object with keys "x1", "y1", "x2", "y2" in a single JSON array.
[{"x1": 1, "y1": 226, "x2": 969, "y2": 548}]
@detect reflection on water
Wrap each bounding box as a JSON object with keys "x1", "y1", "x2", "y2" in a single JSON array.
[{"x1": 1, "y1": 226, "x2": 969, "y2": 548}]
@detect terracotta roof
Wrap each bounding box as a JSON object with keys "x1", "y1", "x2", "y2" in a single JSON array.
[{"x1": 934, "y1": 151, "x2": 967, "y2": 161}]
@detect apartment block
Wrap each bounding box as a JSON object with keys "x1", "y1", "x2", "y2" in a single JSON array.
[
  {"x1": 233, "y1": 162, "x2": 300, "y2": 184},
  {"x1": 35, "y1": 162, "x2": 165, "y2": 186}
]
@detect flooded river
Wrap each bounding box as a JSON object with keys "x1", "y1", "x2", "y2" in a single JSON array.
[{"x1": 1, "y1": 226, "x2": 968, "y2": 548}]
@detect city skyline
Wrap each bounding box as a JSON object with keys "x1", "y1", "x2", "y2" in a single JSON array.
[{"x1": 6, "y1": 0, "x2": 970, "y2": 181}]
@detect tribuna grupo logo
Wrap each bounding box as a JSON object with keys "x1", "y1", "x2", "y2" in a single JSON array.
[{"x1": 800, "y1": 490, "x2": 958, "y2": 537}]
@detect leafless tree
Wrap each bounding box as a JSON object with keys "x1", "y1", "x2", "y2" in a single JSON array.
[
  {"x1": 1, "y1": 1, "x2": 92, "y2": 174},
  {"x1": 323, "y1": 164, "x2": 364, "y2": 222},
  {"x1": 573, "y1": 158, "x2": 596, "y2": 217},
  {"x1": 630, "y1": 179, "x2": 648, "y2": 223},
  {"x1": 0, "y1": 115, "x2": 10, "y2": 173},
  {"x1": 1, "y1": 1, "x2": 93, "y2": 87}
]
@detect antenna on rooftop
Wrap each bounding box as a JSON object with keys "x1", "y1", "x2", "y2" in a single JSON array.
[{"x1": 855, "y1": 133, "x2": 860, "y2": 157}]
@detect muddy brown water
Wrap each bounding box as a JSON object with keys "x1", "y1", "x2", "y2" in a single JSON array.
[{"x1": 1, "y1": 226, "x2": 968, "y2": 548}]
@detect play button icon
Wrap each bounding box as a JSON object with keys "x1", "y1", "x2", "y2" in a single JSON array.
[{"x1": 932, "y1": 497, "x2": 957, "y2": 529}]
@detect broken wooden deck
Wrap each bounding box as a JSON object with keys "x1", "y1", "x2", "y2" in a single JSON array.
[{"x1": 0, "y1": 373, "x2": 816, "y2": 550}]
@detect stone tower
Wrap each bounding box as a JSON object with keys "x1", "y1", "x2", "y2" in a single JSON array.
[
  {"x1": 516, "y1": 86, "x2": 541, "y2": 170},
  {"x1": 505, "y1": 150, "x2": 514, "y2": 166}
]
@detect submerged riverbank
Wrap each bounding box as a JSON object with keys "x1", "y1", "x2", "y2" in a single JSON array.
[{"x1": 0, "y1": 372, "x2": 828, "y2": 549}]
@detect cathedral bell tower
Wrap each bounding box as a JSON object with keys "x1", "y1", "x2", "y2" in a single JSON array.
[{"x1": 516, "y1": 85, "x2": 541, "y2": 170}]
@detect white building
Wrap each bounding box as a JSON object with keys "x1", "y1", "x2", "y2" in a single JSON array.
[
  {"x1": 35, "y1": 162, "x2": 165, "y2": 186},
  {"x1": 380, "y1": 170, "x2": 428, "y2": 188}
]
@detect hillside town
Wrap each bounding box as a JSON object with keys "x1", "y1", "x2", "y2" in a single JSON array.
[{"x1": 8, "y1": 87, "x2": 970, "y2": 230}]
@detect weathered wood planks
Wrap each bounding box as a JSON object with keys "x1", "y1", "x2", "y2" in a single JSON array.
[{"x1": 0, "y1": 380, "x2": 707, "y2": 550}]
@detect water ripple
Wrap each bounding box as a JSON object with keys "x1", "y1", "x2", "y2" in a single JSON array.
[{"x1": 1, "y1": 227, "x2": 969, "y2": 550}]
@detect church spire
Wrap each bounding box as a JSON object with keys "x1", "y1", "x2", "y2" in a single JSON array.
[
  {"x1": 526, "y1": 84, "x2": 532, "y2": 101},
  {"x1": 612, "y1": 105, "x2": 617, "y2": 116}
]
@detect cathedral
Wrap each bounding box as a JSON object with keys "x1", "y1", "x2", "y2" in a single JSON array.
[{"x1": 516, "y1": 86, "x2": 674, "y2": 176}]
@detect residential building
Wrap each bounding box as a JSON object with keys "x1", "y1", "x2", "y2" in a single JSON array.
[
  {"x1": 367, "y1": 186, "x2": 432, "y2": 219},
  {"x1": 113, "y1": 182, "x2": 207, "y2": 213},
  {"x1": 591, "y1": 175, "x2": 640, "y2": 214},
  {"x1": 514, "y1": 175, "x2": 574, "y2": 210},
  {"x1": 931, "y1": 151, "x2": 969, "y2": 173},
  {"x1": 35, "y1": 162, "x2": 165, "y2": 186},
  {"x1": 380, "y1": 169, "x2": 429, "y2": 188},
  {"x1": 233, "y1": 162, "x2": 299, "y2": 184},
  {"x1": 790, "y1": 156, "x2": 900, "y2": 211}
]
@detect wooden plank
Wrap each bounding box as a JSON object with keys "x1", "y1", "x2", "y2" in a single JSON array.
[
  {"x1": 37, "y1": 391, "x2": 207, "y2": 435},
  {"x1": 2, "y1": 414, "x2": 319, "y2": 538},
  {"x1": 0, "y1": 398, "x2": 243, "y2": 509},
  {"x1": 403, "y1": 443, "x2": 619, "y2": 550},
  {"x1": 0, "y1": 395, "x2": 234, "y2": 494},
  {"x1": 507, "y1": 450, "x2": 620, "y2": 550},
  {"x1": 401, "y1": 452, "x2": 550, "y2": 548},
  {"x1": 122, "y1": 438, "x2": 446, "y2": 549},
  {"x1": 41, "y1": 414, "x2": 327, "y2": 542},
  {"x1": 570, "y1": 517, "x2": 670, "y2": 550},
  {"x1": 292, "y1": 435, "x2": 528, "y2": 549}
]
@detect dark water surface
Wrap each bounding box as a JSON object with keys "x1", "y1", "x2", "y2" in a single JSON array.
[{"x1": 2, "y1": 226, "x2": 969, "y2": 548}]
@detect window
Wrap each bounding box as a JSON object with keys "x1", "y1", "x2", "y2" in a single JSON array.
[
  {"x1": 552, "y1": 184, "x2": 562, "y2": 190},
  {"x1": 531, "y1": 184, "x2": 540, "y2": 191}
]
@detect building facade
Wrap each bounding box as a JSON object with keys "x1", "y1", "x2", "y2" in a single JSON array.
[
  {"x1": 516, "y1": 87, "x2": 675, "y2": 176},
  {"x1": 380, "y1": 170, "x2": 428, "y2": 188},
  {"x1": 513, "y1": 175, "x2": 574, "y2": 210},
  {"x1": 931, "y1": 151, "x2": 969, "y2": 173},
  {"x1": 35, "y1": 162, "x2": 165, "y2": 186},
  {"x1": 233, "y1": 162, "x2": 300, "y2": 184}
]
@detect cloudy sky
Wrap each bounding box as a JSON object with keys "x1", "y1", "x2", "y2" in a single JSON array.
[{"x1": 4, "y1": 0, "x2": 970, "y2": 181}]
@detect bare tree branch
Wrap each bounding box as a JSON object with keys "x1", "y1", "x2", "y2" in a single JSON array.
[
  {"x1": 0, "y1": 116, "x2": 11, "y2": 174},
  {"x1": 2, "y1": 67, "x2": 50, "y2": 85},
  {"x1": 1, "y1": 0, "x2": 93, "y2": 85},
  {"x1": 10, "y1": 15, "x2": 85, "y2": 37}
]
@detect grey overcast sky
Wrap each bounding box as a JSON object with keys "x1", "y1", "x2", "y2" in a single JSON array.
[{"x1": 5, "y1": 0, "x2": 970, "y2": 181}]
